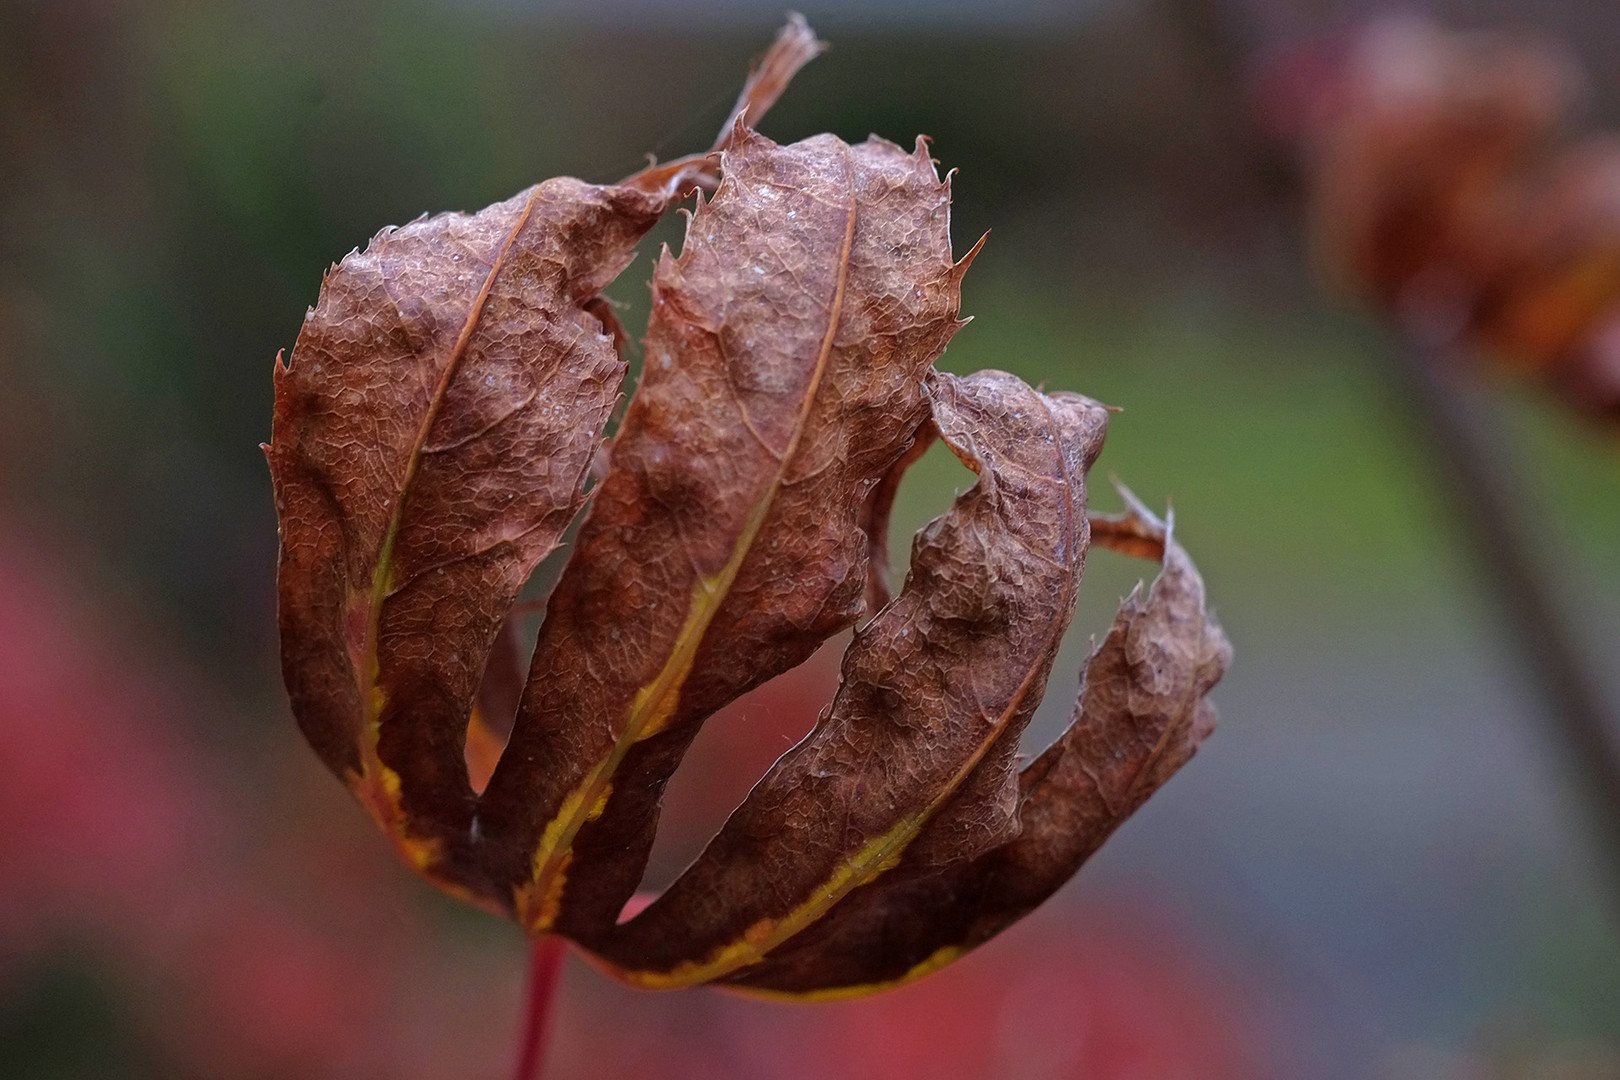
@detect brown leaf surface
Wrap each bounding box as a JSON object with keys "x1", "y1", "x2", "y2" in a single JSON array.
[
  {"x1": 267, "y1": 19, "x2": 821, "y2": 900},
  {"x1": 473, "y1": 127, "x2": 974, "y2": 935},
  {"x1": 719, "y1": 493, "x2": 1230, "y2": 999},
  {"x1": 583, "y1": 369, "x2": 1108, "y2": 987},
  {"x1": 271, "y1": 14, "x2": 1231, "y2": 994}
]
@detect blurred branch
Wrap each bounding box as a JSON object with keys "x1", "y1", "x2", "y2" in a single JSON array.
[
  {"x1": 1389, "y1": 331, "x2": 1620, "y2": 908},
  {"x1": 1160, "y1": 0, "x2": 1620, "y2": 911}
]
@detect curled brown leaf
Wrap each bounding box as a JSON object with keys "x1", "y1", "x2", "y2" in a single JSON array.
[
  {"x1": 474, "y1": 125, "x2": 975, "y2": 936},
  {"x1": 267, "y1": 18, "x2": 822, "y2": 901},
  {"x1": 269, "y1": 16, "x2": 1229, "y2": 994},
  {"x1": 585, "y1": 369, "x2": 1108, "y2": 987},
  {"x1": 719, "y1": 492, "x2": 1229, "y2": 998}
]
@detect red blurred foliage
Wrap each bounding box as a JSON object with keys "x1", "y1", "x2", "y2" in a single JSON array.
[
  {"x1": 547, "y1": 901, "x2": 1266, "y2": 1080},
  {"x1": 1268, "y1": 15, "x2": 1620, "y2": 417},
  {"x1": 795, "y1": 913, "x2": 1258, "y2": 1080},
  {"x1": 0, "y1": 534, "x2": 216, "y2": 945},
  {"x1": 0, "y1": 521, "x2": 1269, "y2": 1078},
  {"x1": 0, "y1": 526, "x2": 515, "y2": 1078}
]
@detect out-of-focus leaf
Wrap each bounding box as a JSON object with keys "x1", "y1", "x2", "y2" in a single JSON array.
[{"x1": 1291, "y1": 15, "x2": 1620, "y2": 416}]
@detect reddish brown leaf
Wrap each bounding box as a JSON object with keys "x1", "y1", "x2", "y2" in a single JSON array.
[
  {"x1": 1291, "y1": 15, "x2": 1620, "y2": 416},
  {"x1": 582, "y1": 369, "x2": 1108, "y2": 987},
  {"x1": 474, "y1": 127, "x2": 975, "y2": 935},
  {"x1": 270, "y1": 15, "x2": 1231, "y2": 996},
  {"x1": 719, "y1": 493, "x2": 1229, "y2": 998},
  {"x1": 267, "y1": 18, "x2": 821, "y2": 901}
]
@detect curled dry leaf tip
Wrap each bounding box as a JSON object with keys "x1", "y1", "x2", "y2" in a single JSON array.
[{"x1": 268, "y1": 17, "x2": 1229, "y2": 997}]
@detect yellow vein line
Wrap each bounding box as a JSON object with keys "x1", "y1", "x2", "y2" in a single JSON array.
[
  {"x1": 518, "y1": 157, "x2": 860, "y2": 930},
  {"x1": 610, "y1": 387, "x2": 1081, "y2": 988},
  {"x1": 352, "y1": 189, "x2": 546, "y2": 833}
]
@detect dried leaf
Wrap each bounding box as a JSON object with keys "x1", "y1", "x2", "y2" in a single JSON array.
[
  {"x1": 1292, "y1": 15, "x2": 1620, "y2": 416},
  {"x1": 474, "y1": 127, "x2": 975, "y2": 935},
  {"x1": 583, "y1": 369, "x2": 1108, "y2": 987},
  {"x1": 267, "y1": 18, "x2": 822, "y2": 901},
  {"x1": 1301, "y1": 16, "x2": 1576, "y2": 315},
  {"x1": 270, "y1": 15, "x2": 1231, "y2": 996},
  {"x1": 718, "y1": 493, "x2": 1229, "y2": 999}
]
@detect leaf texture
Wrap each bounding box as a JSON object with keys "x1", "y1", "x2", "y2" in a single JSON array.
[
  {"x1": 585, "y1": 369, "x2": 1109, "y2": 986},
  {"x1": 270, "y1": 15, "x2": 1232, "y2": 998},
  {"x1": 719, "y1": 493, "x2": 1230, "y2": 998},
  {"x1": 474, "y1": 128, "x2": 975, "y2": 935},
  {"x1": 267, "y1": 18, "x2": 822, "y2": 900}
]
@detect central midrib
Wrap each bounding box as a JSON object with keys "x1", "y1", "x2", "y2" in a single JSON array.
[
  {"x1": 519, "y1": 156, "x2": 862, "y2": 923},
  {"x1": 352, "y1": 189, "x2": 546, "y2": 818}
]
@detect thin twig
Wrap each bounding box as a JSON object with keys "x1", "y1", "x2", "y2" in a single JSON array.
[
  {"x1": 511, "y1": 935, "x2": 568, "y2": 1080},
  {"x1": 1387, "y1": 331, "x2": 1620, "y2": 908}
]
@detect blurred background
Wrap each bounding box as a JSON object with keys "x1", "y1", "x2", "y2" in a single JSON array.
[{"x1": 2, "y1": 0, "x2": 1618, "y2": 1077}]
